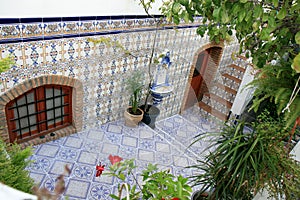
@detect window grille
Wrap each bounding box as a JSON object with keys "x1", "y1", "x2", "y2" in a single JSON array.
[{"x1": 6, "y1": 85, "x2": 72, "y2": 143}]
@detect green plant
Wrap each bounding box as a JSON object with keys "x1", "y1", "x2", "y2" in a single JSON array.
[
  {"x1": 104, "y1": 155, "x2": 192, "y2": 200},
  {"x1": 249, "y1": 60, "x2": 300, "y2": 129},
  {"x1": 156, "y1": 0, "x2": 300, "y2": 132},
  {"x1": 0, "y1": 55, "x2": 14, "y2": 74},
  {"x1": 88, "y1": 1, "x2": 169, "y2": 116},
  {"x1": 189, "y1": 112, "x2": 300, "y2": 200},
  {"x1": 159, "y1": 0, "x2": 299, "y2": 69},
  {"x1": 126, "y1": 71, "x2": 144, "y2": 115},
  {"x1": 0, "y1": 140, "x2": 34, "y2": 194}
]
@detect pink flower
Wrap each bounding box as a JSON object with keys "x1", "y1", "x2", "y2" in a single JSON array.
[{"x1": 109, "y1": 154, "x2": 123, "y2": 165}]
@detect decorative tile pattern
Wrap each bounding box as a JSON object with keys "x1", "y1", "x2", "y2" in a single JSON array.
[
  {"x1": 0, "y1": 15, "x2": 241, "y2": 129},
  {"x1": 27, "y1": 156, "x2": 52, "y2": 172},
  {"x1": 26, "y1": 111, "x2": 217, "y2": 199},
  {"x1": 77, "y1": 151, "x2": 98, "y2": 165},
  {"x1": 65, "y1": 179, "x2": 90, "y2": 199},
  {"x1": 122, "y1": 135, "x2": 138, "y2": 147},
  {"x1": 58, "y1": 148, "x2": 78, "y2": 160},
  {"x1": 29, "y1": 172, "x2": 46, "y2": 186},
  {"x1": 73, "y1": 164, "x2": 93, "y2": 180},
  {"x1": 89, "y1": 183, "x2": 111, "y2": 200},
  {"x1": 49, "y1": 160, "x2": 73, "y2": 176},
  {"x1": 64, "y1": 137, "x2": 83, "y2": 148},
  {"x1": 1, "y1": 24, "x2": 21, "y2": 39},
  {"x1": 101, "y1": 143, "x2": 119, "y2": 154},
  {"x1": 138, "y1": 149, "x2": 155, "y2": 162},
  {"x1": 0, "y1": 16, "x2": 245, "y2": 198},
  {"x1": 36, "y1": 144, "x2": 60, "y2": 158}
]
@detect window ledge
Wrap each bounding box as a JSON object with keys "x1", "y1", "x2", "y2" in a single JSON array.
[{"x1": 19, "y1": 125, "x2": 77, "y2": 149}]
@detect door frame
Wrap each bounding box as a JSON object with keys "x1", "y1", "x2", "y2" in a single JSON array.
[
  {"x1": 180, "y1": 43, "x2": 224, "y2": 113},
  {"x1": 191, "y1": 49, "x2": 210, "y2": 99}
]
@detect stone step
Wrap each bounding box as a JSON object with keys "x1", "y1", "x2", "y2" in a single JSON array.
[
  {"x1": 222, "y1": 73, "x2": 242, "y2": 84},
  {"x1": 203, "y1": 93, "x2": 233, "y2": 108},
  {"x1": 229, "y1": 64, "x2": 246, "y2": 73},
  {"x1": 214, "y1": 83, "x2": 237, "y2": 95},
  {"x1": 198, "y1": 101, "x2": 228, "y2": 121}
]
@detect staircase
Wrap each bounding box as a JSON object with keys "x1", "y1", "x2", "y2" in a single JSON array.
[{"x1": 198, "y1": 57, "x2": 248, "y2": 121}]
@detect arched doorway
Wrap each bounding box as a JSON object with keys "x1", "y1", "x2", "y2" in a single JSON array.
[
  {"x1": 183, "y1": 46, "x2": 223, "y2": 109},
  {"x1": 191, "y1": 49, "x2": 210, "y2": 101}
]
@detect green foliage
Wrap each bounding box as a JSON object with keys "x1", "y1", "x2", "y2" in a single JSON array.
[
  {"x1": 293, "y1": 52, "x2": 300, "y2": 73},
  {"x1": 189, "y1": 114, "x2": 300, "y2": 200},
  {"x1": 249, "y1": 61, "x2": 300, "y2": 128},
  {"x1": 105, "y1": 159, "x2": 192, "y2": 200},
  {"x1": 126, "y1": 71, "x2": 144, "y2": 114},
  {"x1": 160, "y1": 0, "x2": 299, "y2": 67},
  {"x1": 158, "y1": 0, "x2": 300, "y2": 126},
  {"x1": 141, "y1": 164, "x2": 192, "y2": 200},
  {"x1": 0, "y1": 55, "x2": 14, "y2": 73},
  {"x1": 0, "y1": 140, "x2": 34, "y2": 194}
]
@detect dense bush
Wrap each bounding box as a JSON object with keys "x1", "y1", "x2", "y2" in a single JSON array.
[{"x1": 0, "y1": 140, "x2": 34, "y2": 193}]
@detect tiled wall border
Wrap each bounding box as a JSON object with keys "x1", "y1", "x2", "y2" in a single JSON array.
[
  {"x1": 0, "y1": 74, "x2": 83, "y2": 148},
  {"x1": 0, "y1": 15, "x2": 202, "y2": 44}
]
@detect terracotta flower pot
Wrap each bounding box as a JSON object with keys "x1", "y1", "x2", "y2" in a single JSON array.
[{"x1": 124, "y1": 107, "x2": 144, "y2": 127}]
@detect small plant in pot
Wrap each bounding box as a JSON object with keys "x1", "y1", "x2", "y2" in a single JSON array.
[
  {"x1": 139, "y1": 27, "x2": 166, "y2": 129},
  {"x1": 124, "y1": 71, "x2": 144, "y2": 127}
]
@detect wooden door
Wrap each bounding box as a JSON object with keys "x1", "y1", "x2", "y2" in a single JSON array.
[{"x1": 185, "y1": 50, "x2": 210, "y2": 108}]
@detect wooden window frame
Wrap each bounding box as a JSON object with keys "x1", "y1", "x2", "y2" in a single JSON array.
[{"x1": 6, "y1": 85, "x2": 72, "y2": 143}]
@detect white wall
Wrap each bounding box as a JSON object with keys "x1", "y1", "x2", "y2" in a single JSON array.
[
  {"x1": 0, "y1": 0, "x2": 162, "y2": 18},
  {"x1": 231, "y1": 65, "x2": 255, "y2": 115}
]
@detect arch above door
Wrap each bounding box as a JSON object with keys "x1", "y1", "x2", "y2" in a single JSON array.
[{"x1": 182, "y1": 43, "x2": 224, "y2": 111}]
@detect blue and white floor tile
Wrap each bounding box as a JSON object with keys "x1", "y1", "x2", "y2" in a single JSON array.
[
  {"x1": 27, "y1": 112, "x2": 217, "y2": 199},
  {"x1": 181, "y1": 105, "x2": 222, "y2": 132}
]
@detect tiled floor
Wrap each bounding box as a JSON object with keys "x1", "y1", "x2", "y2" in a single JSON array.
[
  {"x1": 26, "y1": 107, "x2": 217, "y2": 200},
  {"x1": 26, "y1": 106, "x2": 300, "y2": 200}
]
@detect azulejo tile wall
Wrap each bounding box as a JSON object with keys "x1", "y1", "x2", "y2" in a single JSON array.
[{"x1": 0, "y1": 16, "x2": 240, "y2": 132}]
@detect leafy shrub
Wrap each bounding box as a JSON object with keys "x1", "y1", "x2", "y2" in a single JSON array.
[
  {"x1": 189, "y1": 112, "x2": 300, "y2": 200},
  {"x1": 0, "y1": 140, "x2": 34, "y2": 193}
]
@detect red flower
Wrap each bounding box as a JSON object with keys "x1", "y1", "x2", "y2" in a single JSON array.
[
  {"x1": 109, "y1": 154, "x2": 123, "y2": 165},
  {"x1": 171, "y1": 198, "x2": 180, "y2": 200},
  {"x1": 95, "y1": 162, "x2": 105, "y2": 177}
]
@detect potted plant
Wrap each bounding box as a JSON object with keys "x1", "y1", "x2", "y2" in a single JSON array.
[
  {"x1": 189, "y1": 112, "x2": 300, "y2": 200},
  {"x1": 87, "y1": 8, "x2": 170, "y2": 129},
  {"x1": 139, "y1": 23, "x2": 164, "y2": 129},
  {"x1": 101, "y1": 154, "x2": 192, "y2": 200},
  {"x1": 124, "y1": 71, "x2": 144, "y2": 127},
  {"x1": 87, "y1": 35, "x2": 163, "y2": 128},
  {"x1": 139, "y1": 50, "x2": 161, "y2": 129}
]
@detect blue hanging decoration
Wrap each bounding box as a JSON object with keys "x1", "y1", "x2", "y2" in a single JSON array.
[{"x1": 150, "y1": 50, "x2": 173, "y2": 105}]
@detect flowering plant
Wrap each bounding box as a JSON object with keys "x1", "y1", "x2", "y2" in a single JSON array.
[{"x1": 99, "y1": 155, "x2": 192, "y2": 200}]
